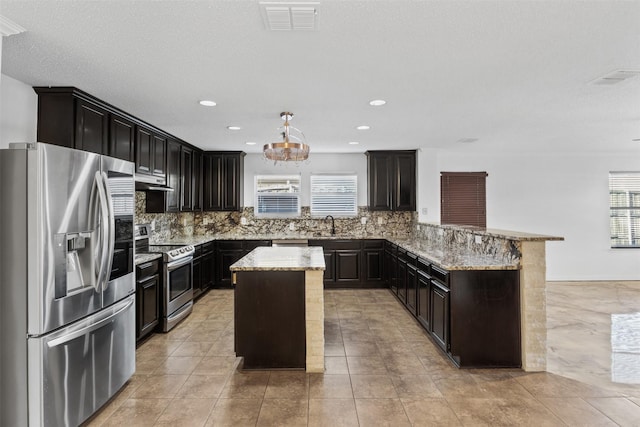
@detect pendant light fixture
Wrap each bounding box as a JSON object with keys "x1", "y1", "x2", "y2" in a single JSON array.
[{"x1": 263, "y1": 112, "x2": 310, "y2": 164}]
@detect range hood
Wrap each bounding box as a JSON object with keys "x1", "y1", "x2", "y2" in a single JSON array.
[{"x1": 134, "y1": 174, "x2": 174, "y2": 192}]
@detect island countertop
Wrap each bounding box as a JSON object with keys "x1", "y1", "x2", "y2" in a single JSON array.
[{"x1": 230, "y1": 246, "x2": 326, "y2": 271}]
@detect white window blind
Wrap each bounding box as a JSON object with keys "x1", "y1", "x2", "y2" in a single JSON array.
[
  {"x1": 255, "y1": 174, "x2": 301, "y2": 217},
  {"x1": 609, "y1": 172, "x2": 640, "y2": 248},
  {"x1": 310, "y1": 174, "x2": 357, "y2": 217}
]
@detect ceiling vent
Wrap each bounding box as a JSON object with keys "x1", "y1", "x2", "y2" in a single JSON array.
[
  {"x1": 259, "y1": 1, "x2": 319, "y2": 31},
  {"x1": 590, "y1": 70, "x2": 640, "y2": 85}
]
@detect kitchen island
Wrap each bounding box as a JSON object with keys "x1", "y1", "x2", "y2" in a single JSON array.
[{"x1": 230, "y1": 246, "x2": 325, "y2": 372}]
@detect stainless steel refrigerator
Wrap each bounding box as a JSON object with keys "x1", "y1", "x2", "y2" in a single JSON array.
[{"x1": 0, "y1": 143, "x2": 136, "y2": 426}]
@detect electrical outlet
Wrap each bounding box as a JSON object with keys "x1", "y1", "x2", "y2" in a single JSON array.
[
  {"x1": 475, "y1": 235, "x2": 482, "y2": 244},
  {"x1": 240, "y1": 217, "x2": 248, "y2": 225},
  {"x1": 361, "y1": 217, "x2": 368, "y2": 225},
  {"x1": 421, "y1": 208, "x2": 428, "y2": 215},
  {"x1": 377, "y1": 217, "x2": 383, "y2": 225},
  {"x1": 289, "y1": 222, "x2": 295, "y2": 231}
]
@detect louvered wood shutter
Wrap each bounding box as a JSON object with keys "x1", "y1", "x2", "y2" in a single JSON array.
[{"x1": 440, "y1": 172, "x2": 487, "y2": 228}]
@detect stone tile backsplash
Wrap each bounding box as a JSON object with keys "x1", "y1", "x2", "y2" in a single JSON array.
[
  {"x1": 135, "y1": 192, "x2": 519, "y2": 264},
  {"x1": 135, "y1": 192, "x2": 416, "y2": 241}
]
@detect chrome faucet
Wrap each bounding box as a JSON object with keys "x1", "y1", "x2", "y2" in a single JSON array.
[{"x1": 325, "y1": 215, "x2": 335, "y2": 235}]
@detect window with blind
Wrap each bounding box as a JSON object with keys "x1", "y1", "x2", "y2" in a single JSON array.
[
  {"x1": 255, "y1": 174, "x2": 301, "y2": 217},
  {"x1": 310, "y1": 174, "x2": 358, "y2": 217},
  {"x1": 609, "y1": 172, "x2": 640, "y2": 248},
  {"x1": 440, "y1": 172, "x2": 487, "y2": 228}
]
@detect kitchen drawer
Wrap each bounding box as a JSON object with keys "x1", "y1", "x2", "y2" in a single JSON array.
[
  {"x1": 218, "y1": 240, "x2": 244, "y2": 250},
  {"x1": 136, "y1": 259, "x2": 159, "y2": 280},
  {"x1": 406, "y1": 251, "x2": 418, "y2": 266},
  {"x1": 194, "y1": 244, "x2": 203, "y2": 258},
  {"x1": 363, "y1": 239, "x2": 385, "y2": 249},
  {"x1": 319, "y1": 240, "x2": 362, "y2": 251},
  {"x1": 418, "y1": 257, "x2": 430, "y2": 274},
  {"x1": 431, "y1": 265, "x2": 449, "y2": 287},
  {"x1": 202, "y1": 241, "x2": 214, "y2": 254}
]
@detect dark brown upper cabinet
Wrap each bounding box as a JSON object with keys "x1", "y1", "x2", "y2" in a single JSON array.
[
  {"x1": 33, "y1": 87, "x2": 190, "y2": 184},
  {"x1": 164, "y1": 139, "x2": 181, "y2": 213},
  {"x1": 35, "y1": 87, "x2": 109, "y2": 154},
  {"x1": 135, "y1": 126, "x2": 167, "y2": 180},
  {"x1": 109, "y1": 115, "x2": 135, "y2": 162},
  {"x1": 192, "y1": 150, "x2": 203, "y2": 212},
  {"x1": 366, "y1": 150, "x2": 416, "y2": 211},
  {"x1": 75, "y1": 99, "x2": 109, "y2": 154},
  {"x1": 203, "y1": 151, "x2": 245, "y2": 212},
  {"x1": 180, "y1": 145, "x2": 194, "y2": 212}
]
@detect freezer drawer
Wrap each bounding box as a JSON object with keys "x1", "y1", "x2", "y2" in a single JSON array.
[{"x1": 27, "y1": 296, "x2": 135, "y2": 427}]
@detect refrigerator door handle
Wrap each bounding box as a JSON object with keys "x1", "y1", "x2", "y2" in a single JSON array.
[
  {"x1": 46, "y1": 297, "x2": 134, "y2": 348},
  {"x1": 100, "y1": 171, "x2": 115, "y2": 291},
  {"x1": 94, "y1": 171, "x2": 111, "y2": 291}
]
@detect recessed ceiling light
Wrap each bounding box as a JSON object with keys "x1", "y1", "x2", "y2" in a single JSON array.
[
  {"x1": 245, "y1": 141, "x2": 257, "y2": 145},
  {"x1": 457, "y1": 138, "x2": 479, "y2": 143},
  {"x1": 356, "y1": 125, "x2": 370, "y2": 130},
  {"x1": 227, "y1": 126, "x2": 242, "y2": 131},
  {"x1": 348, "y1": 141, "x2": 360, "y2": 145},
  {"x1": 199, "y1": 100, "x2": 217, "y2": 107},
  {"x1": 369, "y1": 99, "x2": 386, "y2": 106}
]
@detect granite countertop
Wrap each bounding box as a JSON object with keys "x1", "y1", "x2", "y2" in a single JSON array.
[
  {"x1": 150, "y1": 234, "x2": 519, "y2": 270},
  {"x1": 387, "y1": 238, "x2": 519, "y2": 271},
  {"x1": 148, "y1": 233, "x2": 387, "y2": 246},
  {"x1": 135, "y1": 253, "x2": 162, "y2": 265},
  {"x1": 230, "y1": 246, "x2": 326, "y2": 271}
]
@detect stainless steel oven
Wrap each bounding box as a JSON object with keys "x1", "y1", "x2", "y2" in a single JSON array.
[
  {"x1": 163, "y1": 250, "x2": 194, "y2": 331},
  {"x1": 134, "y1": 224, "x2": 194, "y2": 332}
]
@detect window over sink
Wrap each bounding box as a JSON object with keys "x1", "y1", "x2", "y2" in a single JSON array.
[
  {"x1": 310, "y1": 173, "x2": 358, "y2": 217},
  {"x1": 255, "y1": 174, "x2": 301, "y2": 217}
]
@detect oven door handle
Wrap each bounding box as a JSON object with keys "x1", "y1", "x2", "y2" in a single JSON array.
[{"x1": 167, "y1": 256, "x2": 193, "y2": 271}]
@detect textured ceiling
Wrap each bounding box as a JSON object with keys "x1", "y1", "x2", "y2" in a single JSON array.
[{"x1": 1, "y1": 0, "x2": 640, "y2": 154}]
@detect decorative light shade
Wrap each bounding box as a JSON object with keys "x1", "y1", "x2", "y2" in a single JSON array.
[{"x1": 263, "y1": 112, "x2": 310, "y2": 164}]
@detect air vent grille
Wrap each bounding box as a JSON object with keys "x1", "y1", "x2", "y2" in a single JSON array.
[
  {"x1": 591, "y1": 70, "x2": 640, "y2": 85},
  {"x1": 259, "y1": 1, "x2": 319, "y2": 31}
]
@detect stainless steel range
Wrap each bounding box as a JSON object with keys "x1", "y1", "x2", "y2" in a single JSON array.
[{"x1": 135, "y1": 224, "x2": 194, "y2": 332}]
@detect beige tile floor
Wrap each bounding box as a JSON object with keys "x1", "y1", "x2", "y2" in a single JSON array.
[{"x1": 85, "y1": 286, "x2": 640, "y2": 426}]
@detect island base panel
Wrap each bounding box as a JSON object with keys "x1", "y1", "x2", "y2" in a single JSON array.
[{"x1": 234, "y1": 271, "x2": 306, "y2": 369}]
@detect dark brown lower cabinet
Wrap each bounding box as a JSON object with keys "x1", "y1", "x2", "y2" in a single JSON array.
[
  {"x1": 234, "y1": 271, "x2": 305, "y2": 369},
  {"x1": 397, "y1": 249, "x2": 407, "y2": 302},
  {"x1": 215, "y1": 240, "x2": 271, "y2": 288},
  {"x1": 309, "y1": 239, "x2": 384, "y2": 289},
  {"x1": 449, "y1": 270, "x2": 520, "y2": 368},
  {"x1": 406, "y1": 254, "x2": 418, "y2": 315},
  {"x1": 430, "y1": 279, "x2": 450, "y2": 352},
  {"x1": 336, "y1": 250, "x2": 361, "y2": 284},
  {"x1": 416, "y1": 267, "x2": 431, "y2": 330},
  {"x1": 135, "y1": 259, "x2": 161, "y2": 342},
  {"x1": 385, "y1": 247, "x2": 521, "y2": 368}
]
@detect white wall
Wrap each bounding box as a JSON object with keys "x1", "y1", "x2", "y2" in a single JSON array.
[
  {"x1": 243, "y1": 153, "x2": 368, "y2": 207},
  {"x1": 422, "y1": 149, "x2": 640, "y2": 281},
  {"x1": 0, "y1": 73, "x2": 37, "y2": 148}
]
